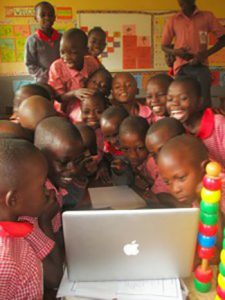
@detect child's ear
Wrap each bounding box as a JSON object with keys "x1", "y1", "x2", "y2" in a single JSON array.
[
  {"x1": 5, "y1": 190, "x2": 18, "y2": 208},
  {"x1": 201, "y1": 159, "x2": 210, "y2": 174}
]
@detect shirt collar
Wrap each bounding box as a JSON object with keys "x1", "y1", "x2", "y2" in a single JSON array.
[
  {"x1": 36, "y1": 28, "x2": 60, "y2": 42},
  {"x1": 197, "y1": 108, "x2": 215, "y2": 139},
  {"x1": 0, "y1": 221, "x2": 33, "y2": 237},
  {"x1": 177, "y1": 8, "x2": 200, "y2": 18},
  {"x1": 104, "y1": 141, "x2": 123, "y2": 156}
]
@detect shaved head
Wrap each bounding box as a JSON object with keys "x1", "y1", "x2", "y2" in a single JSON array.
[
  {"x1": 0, "y1": 138, "x2": 45, "y2": 193},
  {"x1": 158, "y1": 134, "x2": 208, "y2": 166},
  {"x1": 147, "y1": 117, "x2": 185, "y2": 137},
  {"x1": 119, "y1": 116, "x2": 149, "y2": 140},
  {"x1": 35, "y1": 116, "x2": 83, "y2": 151},
  {"x1": 18, "y1": 95, "x2": 56, "y2": 130}
]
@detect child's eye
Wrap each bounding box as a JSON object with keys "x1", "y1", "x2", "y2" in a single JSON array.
[
  {"x1": 163, "y1": 179, "x2": 170, "y2": 185},
  {"x1": 180, "y1": 95, "x2": 189, "y2": 101},
  {"x1": 137, "y1": 146, "x2": 146, "y2": 152},
  {"x1": 167, "y1": 96, "x2": 173, "y2": 102},
  {"x1": 178, "y1": 175, "x2": 187, "y2": 182},
  {"x1": 146, "y1": 95, "x2": 152, "y2": 99}
]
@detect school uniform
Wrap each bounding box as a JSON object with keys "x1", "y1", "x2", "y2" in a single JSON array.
[
  {"x1": 45, "y1": 179, "x2": 68, "y2": 233},
  {"x1": 196, "y1": 108, "x2": 225, "y2": 170},
  {"x1": 136, "y1": 156, "x2": 169, "y2": 195},
  {"x1": 162, "y1": 9, "x2": 225, "y2": 108},
  {"x1": 137, "y1": 103, "x2": 152, "y2": 123},
  {"x1": 0, "y1": 221, "x2": 49, "y2": 300},
  {"x1": 25, "y1": 29, "x2": 61, "y2": 83},
  {"x1": 48, "y1": 56, "x2": 100, "y2": 122}
]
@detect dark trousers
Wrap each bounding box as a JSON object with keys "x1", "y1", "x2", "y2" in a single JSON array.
[{"x1": 177, "y1": 64, "x2": 211, "y2": 109}]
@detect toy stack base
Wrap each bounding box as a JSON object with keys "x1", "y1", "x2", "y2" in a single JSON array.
[
  {"x1": 194, "y1": 162, "x2": 222, "y2": 293},
  {"x1": 215, "y1": 228, "x2": 225, "y2": 299}
]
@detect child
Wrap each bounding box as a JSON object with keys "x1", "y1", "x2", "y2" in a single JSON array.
[
  {"x1": 157, "y1": 134, "x2": 223, "y2": 266},
  {"x1": 145, "y1": 117, "x2": 185, "y2": 161},
  {"x1": 112, "y1": 73, "x2": 151, "y2": 122},
  {"x1": 62, "y1": 123, "x2": 97, "y2": 210},
  {"x1": 80, "y1": 92, "x2": 109, "y2": 182},
  {"x1": 12, "y1": 83, "x2": 51, "y2": 121},
  {"x1": 145, "y1": 74, "x2": 173, "y2": 122},
  {"x1": 25, "y1": 1, "x2": 61, "y2": 83},
  {"x1": 118, "y1": 116, "x2": 162, "y2": 203},
  {"x1": 48, "y1": 28, "x2": 100, "y2": 118},
  {"x1": 166, "y1": 76, "x2": 225, "y2": 170},
  {"x1": 144, "y1": 118, "x2": 185, "y2": 195},
  {"x1": 35, "y1": 116, "x2": 85, "y2": 221},
  {"x1": 88, "y1": 26, "x2": 107, "y2": 61},
  {"x1": 100, "y1": 105, "x2": 128, "y2": 158},
  {"x1": 86, "y1": 68, "x2": 112, "y2": 97},
  {"x1": 119, "y1": 116, "x2": 170, "y2": 199},
  {"x1": 0, "y1": 138, "x2": 60, "y2": 299},
  {"x1": 157, "y1": 134, "x2": 209, "y2": 208},
  {"x1": 18, "y1": 95, "x2": 56, "y2": 130}
]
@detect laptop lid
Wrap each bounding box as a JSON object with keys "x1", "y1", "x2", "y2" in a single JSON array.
[{"x1": 63, "y1": 208, "x2": 199, "y2": 281}]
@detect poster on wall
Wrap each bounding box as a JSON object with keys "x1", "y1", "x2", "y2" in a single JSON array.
[{"x1": 78, "y1": 11, "x2": 153, "y2": 72}]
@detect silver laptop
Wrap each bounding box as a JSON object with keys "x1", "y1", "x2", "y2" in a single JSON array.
[{"x1": 63, "y1": 208, "x2": 199, "y2": 281}]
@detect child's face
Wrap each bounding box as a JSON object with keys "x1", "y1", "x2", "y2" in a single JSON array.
[
  {"x1": 35, "y1": 4, "x2": 55, "y2": 32},
  {"x1": 158, "y1": 151, "x2": 203, "y2": 207},
  {"x1": 60, "y1": 37, "x2": 87, "y2": 70},
  {"x1": 87, "y1": 72, "x2": 110, "y2": 96},
  {"x1": 81, "y1": 97, "x2": 105, "y2": 129},
  {"x1": 101, "y1": 117, "x2": 120, "y2": 148},
  {"x1": 112, "y1": 74, "x2": 137, "y2": 104},
  {"x1": 146, "y1": 80, "x2": 168, "y2": 116},
  {"x1": 88, "y1": 32, "x2": 106, "y2": 57},
  {"x1": 145, "y1": 128, "x2": 171, "y2": 161},
  {"x1": 167, "y1": 81, "x2": 199, "y2": 123},
  {"x1": 47, "y1": 137, "x2": 84, "y2": 188},
  {"x1": 18, "y1": 153, "x2": 48, "y2": 217},
  {"x1": 120, "y1": 132, "x2": 148, "y2": 169}
]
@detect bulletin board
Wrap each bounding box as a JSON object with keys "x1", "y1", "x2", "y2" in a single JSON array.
[
  {"x1": 77, "y1": 11, "x2": 175, "y2": 72},
  {"x1": 0, "y1": 5, "x2": 75, "y2": 76}
]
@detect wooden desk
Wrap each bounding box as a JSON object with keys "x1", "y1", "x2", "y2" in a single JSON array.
[{"x1": 183, "y1": 265, "x2": 217, "y2": 300}]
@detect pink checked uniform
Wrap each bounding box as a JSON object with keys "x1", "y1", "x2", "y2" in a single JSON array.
[
  {"x1": 0, "y1": 221, "x2": 52, "y2": 300},
  {"x1": 136, "y1": 156, "x2": 169, "y2": 195},
  {"x1": 45, "y1": 179, "x2": 68, "y2": 233},
  {"x1": 162, "y1": 9, "x2": 225, "y2": 74},
  {"x1": 196, "y1": 109, "x2": 225, "y2": 170},
  {"x1": 195, "y1": 108, "x2": 225, "y2": 213},
  {"x1": 48, "y1": 56, "x2": 100, "y2": 123},
  {"x1": 137, "y1": 103, "x2": 152, "y2": 123}
]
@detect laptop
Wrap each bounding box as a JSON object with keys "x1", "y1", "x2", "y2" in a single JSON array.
[{"x1": 63, "y1": 208, "x2": 199, "y2": 281}]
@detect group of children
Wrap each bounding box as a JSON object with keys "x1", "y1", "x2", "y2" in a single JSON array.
[{"x1": 1, "y1": 1, "x2": 225, "y2": 299}]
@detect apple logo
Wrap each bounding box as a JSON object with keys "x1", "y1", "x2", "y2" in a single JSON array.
[{"x1": 123, "y1": 240, "x2": 139, "y2": 256}]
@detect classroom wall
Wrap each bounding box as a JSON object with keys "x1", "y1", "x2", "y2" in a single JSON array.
[{"x1": 0, "y1": 0, "x2": 225, "y2": 114}]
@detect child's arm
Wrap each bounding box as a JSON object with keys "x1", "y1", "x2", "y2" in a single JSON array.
[
  {"x1": 25, "y1": 36, "x2": 48, "y2": 82},
  {"x1": 38, "y1": 190, "x2": 63, "y2": 289}
]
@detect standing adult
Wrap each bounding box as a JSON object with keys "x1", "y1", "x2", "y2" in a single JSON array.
[{"x1": 161, "y1": 0, "x2": 225, "y2": 108}]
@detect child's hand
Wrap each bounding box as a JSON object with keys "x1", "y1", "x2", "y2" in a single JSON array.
[
  {"x1": 174, "y1": 47, "x2": 194, "y2": 61},
  {"x1": 95, "y1": 163, "x2": 112, "y2": 184},
  {"x1": 111, "y1": 158, "x2": 128, "y2": 175},
  {"x1": 84, "y1": 156, "x2": 98, "y2": 175},
  {"x1": 39, "y1": 189, "x2": 59, "y2": 226},
  {"x1": 74, "y1": 88, "x2": 95, "y2": 101}
]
